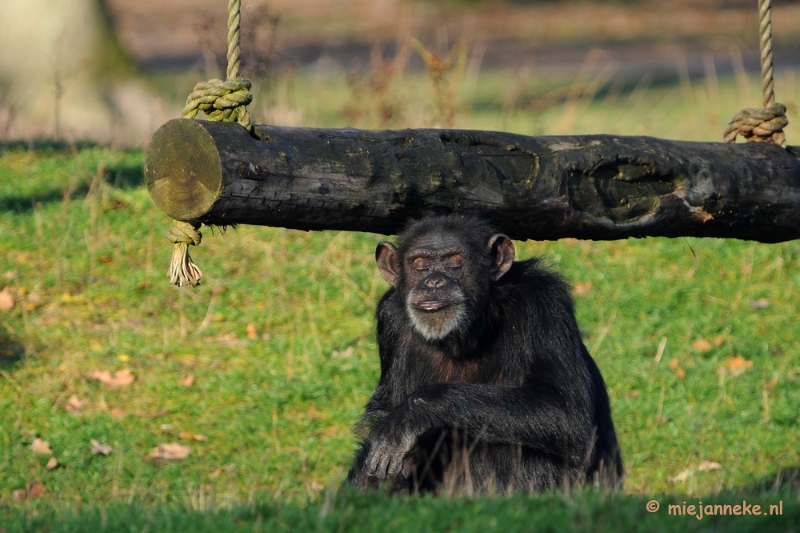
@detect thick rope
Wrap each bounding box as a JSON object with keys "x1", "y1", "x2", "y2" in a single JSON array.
[
  {"x1": 168, "y1": 0, "x2": 253, "y2": 287},
  {"x1": 758, "y1": 0, "x2": 776, "y2": 109},
  {"x1": 724, "y1": 0, "x2": 788, "y2": 147},
  {"x1": 226, "y1": 0, "x2": 243, "y2": 80}
]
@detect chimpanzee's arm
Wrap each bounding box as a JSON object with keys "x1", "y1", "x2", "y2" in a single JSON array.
[
  {"x1": 347, "y1": 319, "x2": 401, "y2": 487},
  {"x1": 363, "y1": 379, "x2": 595, "y2": 480}
]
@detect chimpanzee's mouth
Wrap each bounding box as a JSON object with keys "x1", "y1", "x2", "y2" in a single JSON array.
[{"x1": 413, "y1": 300, "x2": 451, "y2": 312}]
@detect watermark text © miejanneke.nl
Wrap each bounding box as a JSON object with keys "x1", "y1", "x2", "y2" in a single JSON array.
[{"x1": 645, "y1": 499, "x2": 784, "y2": 520}]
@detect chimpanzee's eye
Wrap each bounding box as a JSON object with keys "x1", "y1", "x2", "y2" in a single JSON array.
[
  {"x1": 446, "y1": 254, "x2": 464, "y2": 272},
  {"x1": 412, "y1": 258, "x2": 430, "y2": 272}
]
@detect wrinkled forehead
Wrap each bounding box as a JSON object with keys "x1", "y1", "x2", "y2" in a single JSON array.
[{"x1": 407, "y1": 231, "x2": 464, "y2": 251}]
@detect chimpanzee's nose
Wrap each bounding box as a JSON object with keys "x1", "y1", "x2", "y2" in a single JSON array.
[{"x1": 424, "y1": 272, "x2": 449, "y2": 288}]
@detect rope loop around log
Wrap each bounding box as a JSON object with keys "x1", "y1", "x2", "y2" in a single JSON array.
[
  {"x1": 181, "y1": 78, "x2": 253, "y2": 130},
  {"x1": 723, "y1": 103, "x2": 788, "y2": 146},
  {"x1": 167, "y1": 220, "x2": 202, "y2": 247}
]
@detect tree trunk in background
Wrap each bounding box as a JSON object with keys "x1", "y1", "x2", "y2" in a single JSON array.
[
  {"x1": 145, "y1": 119, "x2": 800, "y2": 242},
  {"x1": 0, "y1": 0, "x2": 164, "y2": 145}
]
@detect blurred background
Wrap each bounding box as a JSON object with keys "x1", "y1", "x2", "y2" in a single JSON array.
[{"x1": 1, "y1": 0, "x2": 799, "y2": 145}]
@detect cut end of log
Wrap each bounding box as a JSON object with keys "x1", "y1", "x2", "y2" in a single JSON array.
[{"x1": 145, "y1": 119, "x2": 225, "y2": 221}]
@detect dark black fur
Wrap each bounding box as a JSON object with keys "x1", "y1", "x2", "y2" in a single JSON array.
[{"x1": 347, "y1": 215, "x2": 623, "y2": 495}]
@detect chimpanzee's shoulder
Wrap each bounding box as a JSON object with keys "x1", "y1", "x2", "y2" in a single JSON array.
[
  {"x1": 500, "y1": 257, "x2": 573, "y2": 295},
  {"x1": 376, "y1": 286, "x2": 403, "y2": 319}
]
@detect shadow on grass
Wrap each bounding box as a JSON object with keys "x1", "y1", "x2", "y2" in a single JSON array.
[
  {"x1": 749, "y1": 465, "x2": 800, "y2": 493},
  {"x1": 0, "y1": 140, "x2": 103, "y2": 155},
  {"x1": 0, "y1": 142, "x2": 145, "y2": 214},
  {"x1": 0, "y1": 323, "x2": 24, "y2": 369},
  {"x1": 2, "y1": 485, "x2": 798, "y2": 533},
  {"x1": 0, "y1": 187, "x2": 91, "y2": 214}
]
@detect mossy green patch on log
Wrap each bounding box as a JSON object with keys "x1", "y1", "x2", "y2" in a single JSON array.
[{"x1": 144, "y1": 119, "x2": 800, "y2": 242}]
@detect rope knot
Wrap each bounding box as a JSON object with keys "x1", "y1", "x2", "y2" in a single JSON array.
[
  {"x1": 182, "y1": 78, "x2": 253, "y2": 129},
  {"x1": 167, "y1": 221, "x2": 202, "y2": 246},
  {"x1": 723, "y1": 103, "x2": 788, "y2": 147}
]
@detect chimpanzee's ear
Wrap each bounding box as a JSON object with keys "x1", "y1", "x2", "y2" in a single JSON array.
[
  {"x1": 487, "y1": 234, "x2": 515, "y2": 282},
  {"x1": 376, "y1": 242, "x2": 401, "y2": 287}
]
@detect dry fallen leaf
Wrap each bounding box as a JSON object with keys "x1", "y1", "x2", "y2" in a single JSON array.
[
  {"x1": 714, "y1": 335, "x2": 725, "y2": 347},
  {"x1": 179, "y1": 374, "x2": 195, "y2": 387},
  {"x1": 721, "y1": 355, "x2": 754, "y2": 377},
  {"x1": 210, "y1": 464, "x2": 235, "y2": 479},
  {"x1": 748, "y1": 298, "x2": 770, "y2": 309},
  {"x1": 667, "y1": 358, "x2": 686, "y2": 379},
  {"x1": 148, "y1": 442, "x2": 191, "y2": 461},
  {"x1": 692, "y1": 339, "x2": 713, "y2": 352},
  {"x1": 669, "y1": 461, "x2": 722, "y2": 482},
  {"x1": 29, "y1": 482, "x2": 47, "y2": 498},
  {"x1": 216, "y1": 332, "x2": 247, "y2": 347},
  {"x1": 45, "y1": 457, "x2": 59, "y2": 470},
  {"x1": 66, "y1": 395, "x2": 88, "y2": 413},
  {"x1": 332, "y1": 347, "x2": 355, "y2": 359},
  {"x1": 572, "y1": 281, "x2": 592, "y2": 296},
  {"x1": 91, "y1": 439, "x2": 113, "y2": 456},
  {"x1": 110, "y1": 407, "x2": 126, "y2": 419},
  {"x1": 246, "y1": 323, "x2": 258, "y2": 339},
  {"x1": 88, "y1": 369, "x2": 136, "y2": 387},
  {"x1": 697, "y1": 460, "x2": 722, "y2": 471},
  {"x1": 12, "y1": 483, "x2": 47, "y2": 501},
  {"x1": 0, "y1": 287, "x2": 15, "y2": 311},
  {"x1": 145, "y1": 408, "x2": 170, "y2": 419},
  {"x1": 668, "y1": 468, "x2": 693, "y2": 482},
  {"x1": 31, "y1": 438, "x2": 53, "y2": 455},
  {"x1": 179, "y1": 432, "x2": 208, "y2": 442}
]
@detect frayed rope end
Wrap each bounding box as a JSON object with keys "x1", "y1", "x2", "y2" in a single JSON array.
[{"x1": 166, "y1": 221, "x2": 203, "y2": 287}]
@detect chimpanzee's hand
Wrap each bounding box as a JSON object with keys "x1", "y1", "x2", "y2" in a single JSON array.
[{"x1": 363, "y1": 420, "x2": 417, "y2": 480}]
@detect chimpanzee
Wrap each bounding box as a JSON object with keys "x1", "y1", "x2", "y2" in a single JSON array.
[{"x1": 347, "y1": 214, "x2": 623, "y2": 495}]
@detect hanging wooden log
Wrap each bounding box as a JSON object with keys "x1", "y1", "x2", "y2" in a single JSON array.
[{"x1": 144, "y1": 118, "x2": 800, "y2": 243}]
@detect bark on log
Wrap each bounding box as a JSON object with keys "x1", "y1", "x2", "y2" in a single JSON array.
[{"x1": 144, "y1": 118, "x2": 800, "y2": 242}]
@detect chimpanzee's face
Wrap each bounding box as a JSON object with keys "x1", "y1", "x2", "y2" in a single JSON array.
[
  {"x1": 376, "y1": 229, "x2": 514, "y2": 341},
  {"x1": 401, "y1": 232, "x2": 470, "y2": 340}
]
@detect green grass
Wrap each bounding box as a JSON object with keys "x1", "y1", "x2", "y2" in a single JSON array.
[
  {"x1": 5, "y1": 489, "x2": 797, "y2": 532},
  {"x1": 1, "y1": 67, "x2": 799, "y2": 531}
]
